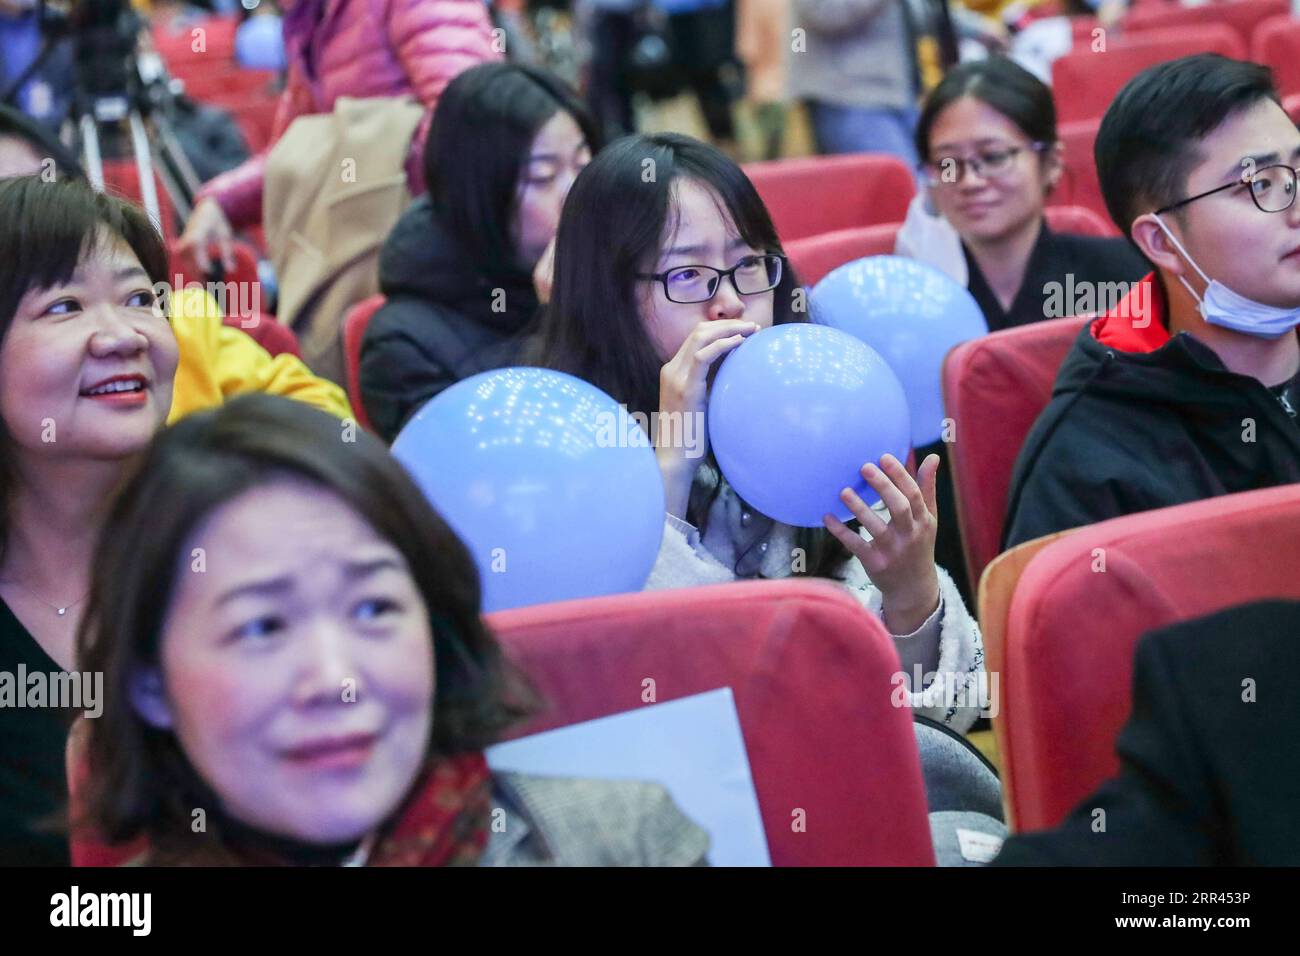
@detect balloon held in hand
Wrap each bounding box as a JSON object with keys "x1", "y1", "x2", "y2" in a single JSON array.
[
  {"x1": 707, "y1": 324, "x2": 911, "y2": 527},
  {"x1": 392, "y1": 368, "x2": 666, "y2": 612},
  {"x1": 811, "y1": 255, "x2": 987, "y2": 446}
]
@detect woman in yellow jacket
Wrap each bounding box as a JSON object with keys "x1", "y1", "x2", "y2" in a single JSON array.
[{"x1": 167, "y1": 286, "x2": 352, "y2": 422}]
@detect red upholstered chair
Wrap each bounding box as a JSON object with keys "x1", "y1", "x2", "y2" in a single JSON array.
[
  {"x1": 1124, "y1": 0, "x2": 1286, "y2": 47},
  {"x1": 168, "y1": 238, "x2": 262, "y2": 291},
  {"x1": 785, "y1": 223, "x2": 900, "y2": 287},
  {"x1": 742, "y1": 154, "x2": 916, "y2": 242},
  {"x1": 1050, "y1": 118, "x2": 1110, "y2": 227},
  {"x1": 1051, "y1": 25, "x2": 1245, "y2": 124},
  {"x1": 998, "y1": 484, "x2": 1300, "y2": 832},
  {"x1": 233, "y1": 316, "x2": 303, "y2": 359},
  {"x1": 1252, "y1": 14, "x2": 1300, "y2": 97},
  {"x1": 101, "y1": 159, "x2": 180, "y2": 243},
  {"x1": 1286, "y1": 91, "x2": 1300, "y2": 125},
  {"x1": 941, "y1": 315, "x2": 1090, "y2": 590},
  {"x1": 786, "y1": 206, "x2": 1117, "y2": 288},
  {"x1": 488, "y1": 580, "x2": 936, "y2": 866},
  {"x1": 70, "y1": 579, "x2": 936, "y2": 866},
  {"x1": 181, "y1": 68, "x2": 278, "y2": 104},
  {"x1": 343, "y1": 295, "x2": 385, "y2": 433}
]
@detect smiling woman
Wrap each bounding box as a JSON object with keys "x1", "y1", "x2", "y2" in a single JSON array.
[{"x1": 0, "y1": 175, "x2": 177, "y2": 865}]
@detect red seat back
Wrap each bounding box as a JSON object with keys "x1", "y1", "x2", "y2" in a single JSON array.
[
  {"x1": 343, "y1": 295, "x2": 385, "y2": 433},
  {"x1": 1001, "y1": 484, "x2": 1300, "y2": 832},
  {"x1": 941, "y1": 316, "x2": 1090, "y2": 589},
  {"x1": 101, "y1": 159, "x2": 180, "y2": 243},
  {"x1": 785, "y1": 223, "x2": 900, "y2": 287},
  {"x1": 1051, "y1": 118, "x2": 1110, "y2": 227},
  {"x1": 70, "y1": 580, "x2": 935, "y2": 866},
  {"x1": 786, "y1": 206, "x2": 1117, "y2": 288},
  {"x1": 488, "y1": 580, "x2": 935, "y2": 865},
  {"x1": 1124, "y1": 0, "x2": 1286, "y2": 47},
  {"x1": 1252, "y1": 13, "x2": 1300, "y2": 97},
  {"x1": 1052, "y1": 25, "x2": 1246, "y2": 124},
  {"x1": 743, "y1": 154, "x2": 916, "y2": 242}
]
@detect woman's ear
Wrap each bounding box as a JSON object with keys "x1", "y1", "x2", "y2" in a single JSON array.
[
  {"x1": 129, "y1": 666, "x2": 174, "y2": 729},
  {"x1": 1130, "y1": 212, "x2": 1186, "y2": 276},
  {"x1": 1043, "y1": 141, "x2": 1065, "y2": 195}
]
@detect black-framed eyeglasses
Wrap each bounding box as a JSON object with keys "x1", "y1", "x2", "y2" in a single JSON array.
[
  {"x1": 637, "y1": 253, "x2": 786, "y2": 304},
  {"x1": 919, "y1": 142, "x2": 1050, "y2": 187},
  {"x1": 1155, "y1": 163, "x2": 1300, "y2": 215}
]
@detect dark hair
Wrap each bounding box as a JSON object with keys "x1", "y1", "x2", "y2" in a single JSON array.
[
  {"x1": 0, "y1": 175, "x2": 168, "y2": 563},
  {"x1": 1096, "y1": 54, "x2": 1280, "y2": 235},
  {"x1": 423, "y1": 62, "x2": 600, "y2": 273},
  {"x1": 533, "y1": 132, "x2": 852, "y2": 578},
  {"x1": 915, "y1": 56, "x2": 1057, "y2": 162},
  {"x1": 0, "y1": 105, "x2": 86, "y2": 180},
  {"x1": 74, "y1": 394, "x2": 538, "y2": 850}
]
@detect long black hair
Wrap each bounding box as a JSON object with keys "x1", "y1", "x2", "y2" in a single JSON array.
[
  {"x1": 423, "y1": 62, "x2": 600, "y2": 274},
  {"x1": 533, "y1": 132, "x2": 854, "y2": 579}
]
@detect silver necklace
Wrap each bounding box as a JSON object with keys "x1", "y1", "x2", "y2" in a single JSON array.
[{"x1": 0, "y1": 578, "x2": 89, "y2": 617}]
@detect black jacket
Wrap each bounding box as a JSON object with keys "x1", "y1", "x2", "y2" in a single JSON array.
[
  {"x1": 993, "y1": 600, "x2": 1300, "y2": 866},
  {"x1": 1003, "y1": 279, "x2": 1300, "y2": 549},
  {"x1": 964, "y1": 223, "x2": 1150, "y2": 333},
  {"x1": 359, "y1": 197, "x2": 539, "y2": 443}
]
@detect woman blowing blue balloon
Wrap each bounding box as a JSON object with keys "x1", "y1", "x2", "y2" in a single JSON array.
[{"x1": 533, "y1": 133, "x2": 984, "y2": 731}]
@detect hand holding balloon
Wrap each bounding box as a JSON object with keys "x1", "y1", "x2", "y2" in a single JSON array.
[
  {"x1": 823, "y1": 453, "x2": 942, "y2": 636},
  {"x1": 657, "y1": 318, "x2": 759, "y2": 516}
]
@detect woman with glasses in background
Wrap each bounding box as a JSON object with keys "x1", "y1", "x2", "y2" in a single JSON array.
[
  {"x1": 897, "y1": 57, "x2": 1148, "y2": 333},
  {"x1": 533, "y1": 133, "x2": 986, "y2": 733}
]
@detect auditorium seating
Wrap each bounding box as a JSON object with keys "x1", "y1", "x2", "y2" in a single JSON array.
[
  {"x1": 1124, "y1": 0, "x2": 1287, "y2": 49},
  {"x1": 786, "y1": 206, "x2": 1114, "y2": 288},
  {"x1": 743, "y1": 153, "x2": 916, "y2": 242},
  {"x1": 993, "y1": 484, "x2": 1300, "y2": 832},
  {"x1": 488, "y1": 580, "x2": 937, "y2": 866},
  {"x1": 941, "y1": 315, "x2": 1091, "y2": 589},
  {"x1": 1052, "y1": 25, "x2": 1246, "y2": 124},
  {"x1": 69, "y1": 579, "x2": 937, "y2": 866},
  {"x1": 1251, "y1": 13, "x2": 1300, "y2": 96},
  {"x1": 343, "y1": 295, "x2": 385, "y2": 433},
  {"x1": 1054, "y1": 118, "x2": 1108, "y2": 225}
]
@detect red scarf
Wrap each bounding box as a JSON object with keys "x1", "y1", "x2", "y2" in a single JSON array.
[{"x1": 368, "y1": 752, "x2": 492, "y2": 867}]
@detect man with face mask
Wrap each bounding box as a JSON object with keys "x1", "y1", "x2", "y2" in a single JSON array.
[{"x1": 1003, "y1": 54, "x2": 1300, "y2": 548}]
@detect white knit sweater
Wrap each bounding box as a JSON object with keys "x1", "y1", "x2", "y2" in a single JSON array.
[{"x1": 644, "y1": 465, "x2": 986, "y2": 732}]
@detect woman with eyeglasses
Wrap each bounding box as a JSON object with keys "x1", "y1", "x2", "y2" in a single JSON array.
[
  {"x1": 898, "y1": 57, "x2": 1148, "y2": 333},
  {"x1": 532, "y1": 133, "x2": 985, "y2": 733}
]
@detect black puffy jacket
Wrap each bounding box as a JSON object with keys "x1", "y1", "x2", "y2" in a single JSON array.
[{"x1": 359, "y1": 197, "x2": 539, "y2": 442}]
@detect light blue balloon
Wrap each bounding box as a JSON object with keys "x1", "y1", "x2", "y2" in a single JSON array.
[
  {"x1": 810, "y1": 255, "x2": 988, "y2": 445},
  {"x1": 708, "y1": 323, "x2": 911, "y2": 528},
  {"x1": 391, "y1": 368, "x2": 665, "y2": 612}
]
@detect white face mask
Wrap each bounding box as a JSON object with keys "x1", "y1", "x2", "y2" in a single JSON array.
[{"x1": 1152, "y1": 213, "x2": 1300, "y2": 339}]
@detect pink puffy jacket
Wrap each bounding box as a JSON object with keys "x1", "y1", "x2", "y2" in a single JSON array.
[{"x1": 197, "y1": 0, "x2": 500, "y2": 229}]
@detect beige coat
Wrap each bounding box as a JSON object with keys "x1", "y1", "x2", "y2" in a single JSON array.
[
  {"x1": 736, "y1": 0, "x2": 791, "y2": 105},
  {"x1": 262, "y1": 95, "x2": 426, "y2": 384}
]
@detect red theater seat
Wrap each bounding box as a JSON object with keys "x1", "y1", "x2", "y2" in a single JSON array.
[
  {"x1": 488, "y1": 580, "x2": 936, "y2": 866},
  {"x1": 343, "y1": 295, "x2": 385, "y2": 433},
  {"x1": 1123, "y1": 0, "x2": 1286, "y2": 47},
  {"x1": 941, "y1": 315, "x2": 1090, "y2": 589},
  {"x1": 1052, "y1": 24, "x2": 1245, "y2": 124},
  {"x1": 998, "y1": 484, "x2": 1300, "y2": 832},
  {"x1": 1054, "y1": 118, "x2": 1109, "y2": 226},
  {"x1": 101, "y1": 159, "x2": 180, "y2": 243},
  {"x1": 786, "y1": 206, "x2": 1115, "y2": 288},
  {"x1": 1252, "y1": 14, "x2": 1300, "y2": 97},
  {"x1": 70, "y1": 580, "x2": 936, "y2": 866},
  {"x1": 743, "y1": 154, "x2": 916, "y2": 242}
]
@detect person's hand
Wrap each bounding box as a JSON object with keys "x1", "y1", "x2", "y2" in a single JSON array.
[
  {"x1": 657, "y1": 318, "x2": 759, "y2": 516},
  {"x1": 178, "y1": 197, "x2": 235, "y2": 275},
  {"x1": 823, "y1": 453, "x2": 942, "y2": 635},
  {"x1": 533, "y1": 236, "x2": 556, "y2": 305}
]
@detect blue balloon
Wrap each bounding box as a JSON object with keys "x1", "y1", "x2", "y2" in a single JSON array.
[
  {"x1": 810, "y1": 255, "x2": 988, "y2": 445},
  {"x1": 391, "y1": 368, "x2": 665, "y2": 612},
  {"x1": 708, "y1": 323, "x2": 911, "y2": 528}
]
